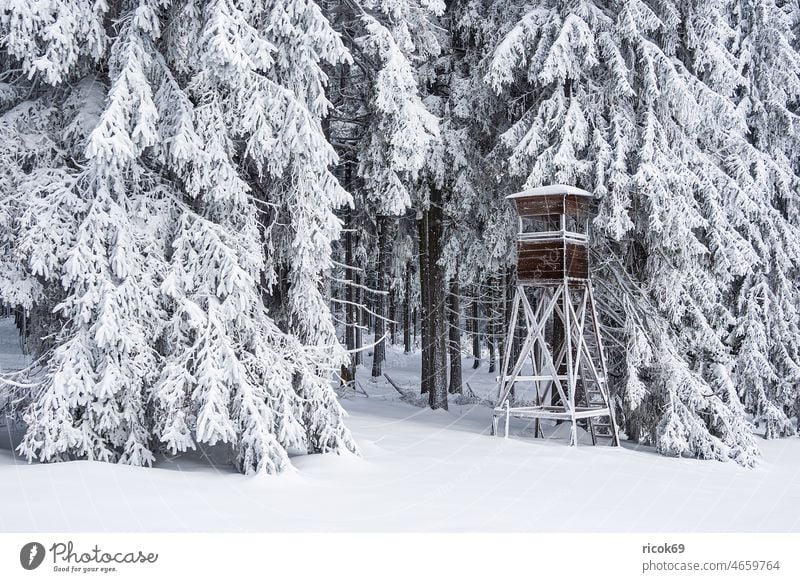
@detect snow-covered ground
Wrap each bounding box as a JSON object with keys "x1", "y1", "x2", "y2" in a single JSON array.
[{"x1": 1, "y1": 319, "x2": 800, "y2": 532}]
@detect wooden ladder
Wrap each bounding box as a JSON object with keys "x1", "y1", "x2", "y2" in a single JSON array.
[
  {"x1": 579, "y1": 296, "x2": 620, "y2": 446},
  {"x1": 581, "y1": 378, "x2": 618, "y2": 446}
]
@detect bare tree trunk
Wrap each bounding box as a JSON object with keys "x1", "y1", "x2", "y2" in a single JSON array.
[
  {"x1": 471, "y1": 290, "x2": 480, "y2": 369},
  {"x1": 502, "y1": 270, "x2": 516, "y2": 401},
  {"x1": 403, "y1": 264, "x2": 412, "y2": 353},
  {"x1": 418, "y1": 212, "x2": 430, "y2": 395},
  {"x1": 354, "y1": 268, "x2": 363, "y2": 367},
  {"x1": 367, "y1": 265, "x2": 375, "y2": 334},
  {"x1": 413, "y1": 307, "x2": 418, "y2": 348},
  {"x1": 422, "y1": 188, "x2": 448, "y2": 409},
  {"x1": 372, "y1": 216, "x2": 392, "y2": 377},
  {"x1": 389, "y1": 288, "x2": 397, "y2": 345},
  {"x1": 487, "y1": 337, "x2": 496, "y2": 374},
  {"x1": 448, "y1": 277, "x2": 462, "y2": 394},
  {"x1": 498, "y1": 273, "x2": 509, "y2": 380},
  {"x1": 487, "y1": 276, "x2": 497, "y2": 374},
  {"x1": 551, "y1": 289, "x2": 565, "y2": 412},
  {"x1": 345, "y1": 210, "x2": 358, "y2": 378}
]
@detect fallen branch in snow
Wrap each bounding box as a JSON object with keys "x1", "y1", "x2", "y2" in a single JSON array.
[
  {"x1": 355, "y1": 381, "x2": 369, "y2": 398},
  {"x1": 465, "y1": 383, "x2": 477, "y2": 399},
  {"x1": 384, "y1": 373, "x2": 426, "y2": 407},
  {"x1": 383, "y1": 373, "x2": 404, "y2": 395},
  {"x1": 450, "y1": 382, "x2": 494, "y2": 408}
]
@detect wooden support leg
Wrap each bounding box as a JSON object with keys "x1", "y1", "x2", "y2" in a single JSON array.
[
  {"x1": 587, "y1": 282, "x2": 620, "y2": 447},
  {"x1": 562, "y1": 281, "x2": 578, "y2": 447}
]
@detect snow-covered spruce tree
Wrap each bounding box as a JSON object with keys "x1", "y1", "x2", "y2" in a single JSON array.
[
  {"x1": 0, "y1": 96, "x2": 59, "y2": 319},
  {"x1": 354, "y1": 0, "x2": 443, "y2": 216},
  {"x1": 3, "y1": 18, "x2": 171, "y2": 465},
  {"x1": 436, "y1": 7, "x2": 521, "y2": 367},
  {"x1": 0, "y1": 79, "x2": 108, "y2": 397},
  {"x1": 461, "y1": 0, "x2": 800, "y2": 464},
  {"x1": 435, "y1": 8, "x2": 531, "y2": 382},
  {"x1": 357, "y1": 1, "x2": 446, "y2": 400},
  {"x1": 254, "y1": 0, "x2": 358, "y2": 455},
  {"x1": 726, "y1": 0, "x2": 800, "y2": 438},
  {"x1": 326, "y1": 0, "x2": 442, "y2": 386},
  {"x1": 0, "y1": 0, "x2": 357, "y2": 472}
]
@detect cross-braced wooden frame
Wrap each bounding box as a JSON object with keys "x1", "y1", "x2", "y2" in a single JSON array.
[{"x1": 491, "y1": 280, "x2": 620, "y2": 447}]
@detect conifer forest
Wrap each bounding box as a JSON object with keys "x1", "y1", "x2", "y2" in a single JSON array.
[{"x1": 1, "y1": 0, "x2": 800, "y2": 499}]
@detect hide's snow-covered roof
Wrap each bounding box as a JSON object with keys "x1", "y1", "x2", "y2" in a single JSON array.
[{"x1": 506, "y1": 184, "x2": 593, "y2": 199}]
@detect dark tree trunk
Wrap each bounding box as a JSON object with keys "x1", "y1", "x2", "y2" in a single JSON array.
[
  {"x1": 550, "y1": 290, "x2": 565, "y2": 409},
  {"x1": 487, "y1": 277, "x2": 497, "y2": 374},
  {"x1": 354, "y1": 267, "x2": 363, "y2": 367},
  {"x1": 371, "y1": 216, "x2": 392, "y2": 377},
  {"x1": 403, "y1": 265, "x2": 412, "y2": 353},
  {"x1": 418, "y1": 212, "x2": 430, "y2": 394},
  {"x1": 345, "y1": 210, "x2": 358, "y2": 379},
  {"x1": 426, "y1": 190, "x2": 449, "y2": 409},
  {"x1": 503, "y1": 270, "x2": 517, "y2": 401},
  {"x1": 498, "y1": 273, "x2": 510, "y2": 381},
  {"x1": 471, "y1": 290, "x2": 480, "y2": 369},
  {"x1": 418, "y1": 191, "x2": 448, "y2": 408},
  {"x1": 389, "y1": 288, "x2": 397, "y2": 345},
  {"x1": 448, "y1": 277, "x2": 462, "y2": 394},
  {"x1": 413, "y1": 307, "x2": 418, "y2": 348},
  {"x1": 367, "y1": 265, "x2": 375, "y2": 334}
]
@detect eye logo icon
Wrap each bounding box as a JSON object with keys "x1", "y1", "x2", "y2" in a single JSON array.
[{"x1": 20, "y1": 542, "x2": 46, "y2": 570}]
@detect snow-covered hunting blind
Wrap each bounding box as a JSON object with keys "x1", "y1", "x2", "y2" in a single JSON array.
[
  {"x1": 494, "y1": 184, "x2": 619, "y2": 447},
  {"x1": 507, "y1": 185, "x2": 592, "y2": 282}
]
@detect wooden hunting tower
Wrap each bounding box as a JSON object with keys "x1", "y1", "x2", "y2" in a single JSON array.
[{"x1": 492, "y1": 184, "x2": 619, "y2": 447}]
